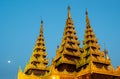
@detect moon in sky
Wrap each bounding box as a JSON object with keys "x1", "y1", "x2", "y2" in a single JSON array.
[{"x1": 7, "y1": 60, "x2": 11, "y2": 64}]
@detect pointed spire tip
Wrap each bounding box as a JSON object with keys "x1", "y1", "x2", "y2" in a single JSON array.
[
  {"x1": 40, "y1": 19, "x2": 43, "y2": 34},
  {"x1": 67, "y1": 5, "x2": 71, "y2": 18},
  {"x1": 68, "y1": 5, "x2": 70, "y2": 11},
  {"x1": 86, "y1": 9, "x2": 88, "y2": 15},
  {"x1": 41, "y1": 20, "x2": 43, "y2": 24},
  {"x1": 40, "y1": 16, "x2": 43, "y2": 24}
]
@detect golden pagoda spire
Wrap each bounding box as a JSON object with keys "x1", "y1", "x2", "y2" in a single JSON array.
[
  {"x1": 24, "y1": 20, "x2": 49, "y2": 76},
  {"x1": 83, "y1": 10, "x2": 98, "y2": 46},
  {"x1": 40, "y1": 20, "x2": 43, "y2": 34},
  {"x1": 53, "y1": 6, "x2": 81, "y2": 73},
  {"x1": 77, "y1": 10, "x2": 113, "y2": 75},
  {"x1": 86, "y1": 10, "x2": 90, "y2": 27}
]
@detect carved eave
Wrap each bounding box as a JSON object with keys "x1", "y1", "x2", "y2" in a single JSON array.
[
  {"x1": 92, "y1": 57, "x2": 111, "y2": 65},
  {"x1": 33, "y1": 51, "x2": 47, "y2": 57},
  {"x1": 77, "y1": 62, "x2": 120, "y2": 77},
  {"x1": 55, "y1": 56, "x2": 76, "y2": 67},
  {"x1": 24, "y1": 64, "x2": 36, "y2": 73},
  {"x1": 63, "y1": 48, "x2": 81, "y2": 57},
  {"x1": 34, "y1": 45, "x2": 46, "y2": 51}
]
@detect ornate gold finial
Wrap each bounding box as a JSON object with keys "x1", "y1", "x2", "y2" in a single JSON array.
[
  {"x1": 40, "y1": 20, "x2": 43, "y2": 33},
  {"x1": 41, "y1": 20, "x2": 43, "y2": 24},
  {"x1": 86, "y1": 9, "x2": 90, "y2": 27},
  {"x1": 86, "y1": 9, "x2": 88, "y2": 15},
  {"x1": 68, "y1": 5, "x2": 71, "y2": 18}
]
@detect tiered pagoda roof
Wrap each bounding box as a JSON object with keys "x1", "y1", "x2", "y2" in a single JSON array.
[
  {"x1": 77, "y1": 11, "x2": 120, "y2": 78},
  {"x1": 24, "y1": 20, "x2": 49, "y2": 76},
  {"x1": 79, "y1": 10, "x2": 112, "y2": 68},
  {"x1": 52, "y1": 6, "x2": 81, "y2": 74}
]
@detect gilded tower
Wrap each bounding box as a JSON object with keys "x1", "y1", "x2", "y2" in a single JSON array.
[
  {"x1": 18, "y1": 20, "x2": 49, "y2": 79},
  {"x1": 49, "y1": 6, "x2": 81, "y2": 79},
  {"x1": 18, "y1": 6, "x2": 120, "y2": 79},
  {"x1": 76, "y1": 11, "x2": 120, "y2": 79}
]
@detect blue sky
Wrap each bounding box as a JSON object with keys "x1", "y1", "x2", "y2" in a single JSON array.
[{"x1": 0, "y1": 0, "x2": 120, "y2": 79}]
